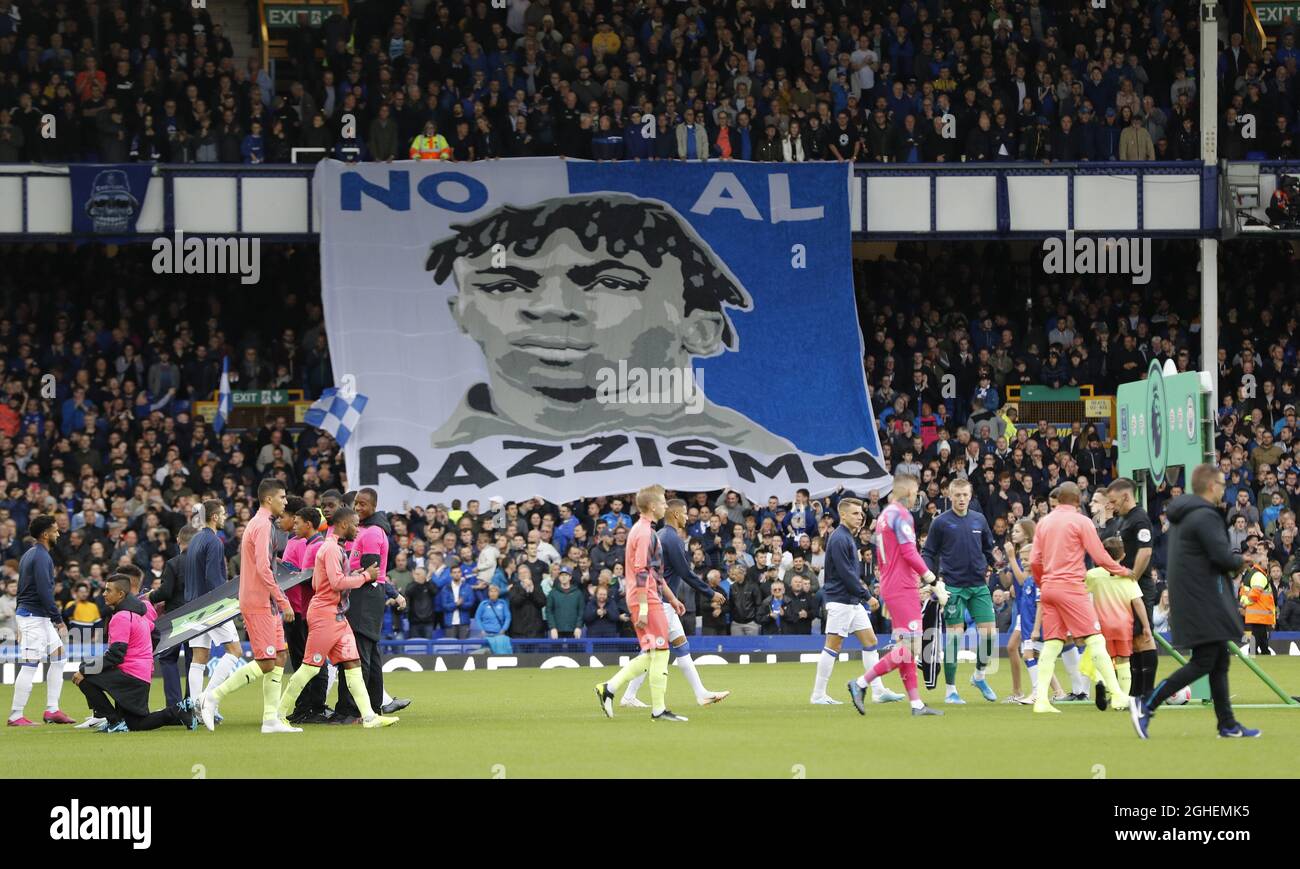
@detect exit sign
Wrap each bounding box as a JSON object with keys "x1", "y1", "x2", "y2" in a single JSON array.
[
  {"x1": 1255, "y1": 2, "x2": 1300, "y2": 26},
  {"x1": 264, "y1": 4, "x2": 344, "y2": 29}
]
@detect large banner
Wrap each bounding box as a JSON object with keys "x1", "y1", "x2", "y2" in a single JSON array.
[
  {"x1": 68, "y1": 164, "x2": 152, "y2": 237},
  {"x1": 315, "y1": 157, "x2": 888, "y2": 507}
]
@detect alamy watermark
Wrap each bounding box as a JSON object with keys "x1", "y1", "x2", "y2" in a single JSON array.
[
  {"x1": 595, "y1": 361, "x2": 704, "y2": 414},
  {"x1": 49, "y1": 800, "x2": 151, "y2": 850},
  {"x1": 151, "y1": 230, "x2": 261, "y2": 285},
  {"x1": 1042, "y1": 230, "x2": 1151, "y2": 286}
]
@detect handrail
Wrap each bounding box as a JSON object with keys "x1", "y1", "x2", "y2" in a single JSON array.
[{"x1": 1244, "y1": 0, "x2": 1271, "y2": 61}]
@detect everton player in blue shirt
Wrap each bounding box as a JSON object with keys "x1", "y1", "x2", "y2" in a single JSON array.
[
  {"x1": 9, "y1": 515, "x2": 74, "y2": 726},
  {"x1": 921, "y1": 479, "x2": 999, "y2": 704}
]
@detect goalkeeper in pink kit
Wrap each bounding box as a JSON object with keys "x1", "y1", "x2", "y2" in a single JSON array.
[
  {"x1": 593, "y1": 484, "x2": 690, "y2": 723},
  {"x1": 848, "y1": 475, "x2": 945, "y2": 717}
]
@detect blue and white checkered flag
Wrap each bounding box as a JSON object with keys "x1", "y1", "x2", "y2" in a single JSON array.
[
  {"x1": 213, "y1": 357, "x2": 232, "y2": 434},
  {"x1": 304, "y1": 386, "x2": 368, "y2": 448}
]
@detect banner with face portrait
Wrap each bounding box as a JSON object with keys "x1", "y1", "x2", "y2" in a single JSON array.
[{"x1": 314, "y1": 157, "x2": 889, "y2": 508}]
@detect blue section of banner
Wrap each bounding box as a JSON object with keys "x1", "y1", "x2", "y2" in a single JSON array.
[
  {"x1": 566, "y1": 161, "x2": 875, "y2": 456},
  {"x1": 68, "y1": 163, "x2": 152, "y2": 237}
]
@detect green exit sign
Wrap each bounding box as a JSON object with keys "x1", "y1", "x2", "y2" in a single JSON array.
[
  {"x1": 231, "y1": 389, "x2": 291, "y2": 405},
  {"x1": 1255, "y1": 2, "x2": 1300, "y2": 26},
  {"x1": 265, "y1": 4, "x2": 344, "y2": 29}
]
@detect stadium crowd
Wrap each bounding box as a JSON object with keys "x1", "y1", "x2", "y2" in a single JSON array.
[
  {"x1": 1, "y1": 236, "x2": 1298, "y2": 654},
  {"x1": 1, "y1": 0, "x2": 1298, "y2": 164}
]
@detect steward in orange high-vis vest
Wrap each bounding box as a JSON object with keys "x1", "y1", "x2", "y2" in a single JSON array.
[
  {"x1": 410, "y1": 122, "x2": 451, "y2": 160},
  {"x1": 1239, "y1": 568, "x2": 1276, "y2": 655}
]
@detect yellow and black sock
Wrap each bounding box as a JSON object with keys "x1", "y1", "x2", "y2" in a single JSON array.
[
  {"x1": 278, "y1": 664, "x2": 320, "y2": 720},
  {"x1": 606, "y1": 653, "x2": 651, "y2": 696},
  {"x1": 261, "y1": 666, "x2": 285, "y2": 722},
  {"x1": 1117, "y1": 660, "x2": 1132, "y2": 696},
  {"x1": 343, "y1": 667, "x2": 375, "y2": 720},
  {"x1": 648, "y1": 649, "x2": 670, "y2": 715},
  {"x1": 1084, "y1": 635, "x2": 1124, "y2": 703},
  {"x1": 1034, "y1": 640, "x2": 1064, "y2": 709}
]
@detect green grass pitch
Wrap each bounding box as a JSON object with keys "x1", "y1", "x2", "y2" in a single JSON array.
[{"x1": 4, "y1": 658, "x2": 1298, "y2": 778}]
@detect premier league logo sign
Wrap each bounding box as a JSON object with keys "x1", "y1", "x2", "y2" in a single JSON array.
[
  {"x1": 1146, "y1": 359, "x2": 1168, "y2": 485},
  {"x1": 84, "y1": 169, "x2": 140, "y2": 233}
]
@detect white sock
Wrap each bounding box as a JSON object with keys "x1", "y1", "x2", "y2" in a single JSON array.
[
  {"x1": 911, "y1": 698, "x2": 924, "y2": 710},
  {"x1": 208, "y1": 654, "x2": 241, "y2": 692},
  {"x1": 1073, "y1": 647, "x2": 1092, "y2": 694},
  {"x1": 974, "y1": 667, "x2": 986, "y2": 680},
  {"x1": 1060, "y1": 645, "x2": 1084, "y2": 693},
  {"x1": 1027, "y1": 658, "x2": 1039, "y2": 691},
  {"x1": 188, "y1": 661, "x2": 207, "y2": 698},
  {"x1": 862, "y1": 649, "x2": 886, "y2": 695},
  {"x1": 9, "y1": 664, "x2": 37, "y2": 720},
  {"x1": 812, "y1": 647, "x2": 836, "y2": 698},
  {"x1": 326, "y1": 663, "x2": 338, "y2": 699},
  {"x1": 382, "y1": 689, "x2": 393, "y2": 705},
  {"x1": 45, "y1": 659, "x2": 65, "y2": 712},
  {"x1": 675, "y1": 653, "x2": 708, "y2": 700},
  {"x1": 623, "y1": 672, "x2": 647, "y2": 701}
]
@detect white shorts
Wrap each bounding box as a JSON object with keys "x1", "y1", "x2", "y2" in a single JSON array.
[
  {"x1": 1021, "y1": 639, "x2": 1044, "y2": 654},
  {"x1": 17, "y1": 614, "x2": 63, "y2": 661},
  {"x1": 824, "y1": 601, "x2": 872, "y2": 638},
  {"x1": 188, "y1": 620, "x2": 240, "y2": 649},
  {"x1": 662, "y1": 601, "x2": 685, "y2": 643}
]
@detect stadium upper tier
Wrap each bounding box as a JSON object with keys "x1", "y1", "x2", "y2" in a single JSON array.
[{"x1": 1, "y1": 158, "x2": 1278, "y2": 240}]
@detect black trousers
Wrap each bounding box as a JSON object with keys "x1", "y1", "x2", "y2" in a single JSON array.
[
  {"x1": 158, "y1": 643, "x2": 189, "y2": 708},
  {"x1": 78, "y1": 670, "x2": 182, "y2": 731},
  {"x1": 920, "y1": 598, "x2": 943, "y2": 690},
  {"x1": 1250, "y1": 624, "x2": 1273, "y2": 655},
  {"x1": 1149, "y1": 642, "x2": 1237, "y2": 730},
  {"x1": 287, "y1": 615, "x2": 329, "y2": 715},
  {"x1": 333, "y1": 633, "x2": 383, "y2": 718}
]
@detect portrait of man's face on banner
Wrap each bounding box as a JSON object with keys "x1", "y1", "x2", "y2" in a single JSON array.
[{"x1": 426, "y1": 193, "x2": 796, "y2": 455}]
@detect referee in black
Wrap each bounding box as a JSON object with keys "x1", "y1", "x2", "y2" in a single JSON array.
[{"x1": 1106, "y1": 478, "x2": 1158, "y2": 697}]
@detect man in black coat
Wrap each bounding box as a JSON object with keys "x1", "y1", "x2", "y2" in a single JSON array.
[
  {"x1": 727, "y1": 568, "x2": 763, "y2": 634},
  {"x1": 784, "y1": 576, "x2": 815, "y2": 634},
  {"x1": 507, "y1": 565, "x2": 547, "y2": 638},
  {"x1": 1131, "y1": 465, "x2": 1259, "y2": 739},
  {"x1": 144, "y1": 524, "x2": 194, "y2": 708},
  {"x1": 1050, "y1": 114, "x2": 1083, "y2": 162},
  {"x1": 403, "y1": 570, "x2": 438, "y2": 639}
]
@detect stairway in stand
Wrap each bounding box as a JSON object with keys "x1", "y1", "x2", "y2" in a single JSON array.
[{"x1": 210, "y1": 0, "x2": 259, "y2": 76}]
